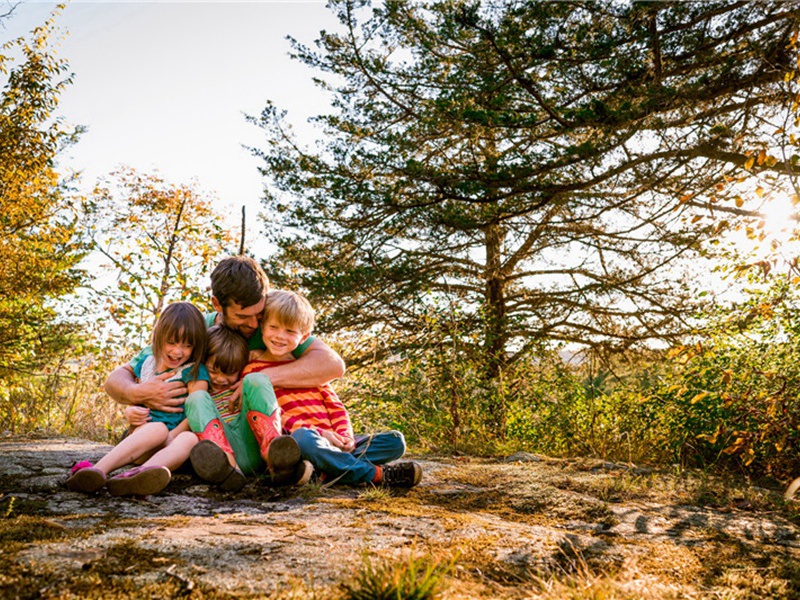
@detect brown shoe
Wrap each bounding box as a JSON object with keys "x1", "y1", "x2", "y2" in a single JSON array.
[
  {"x1": 191, "y1": 440, "x2": 246, "y2": 492},
  {"x1": 379, "y1": 461, "x2": 422, "y2": 488},
  {"x1": 267, "y1": 435, "x2": 301, "y2": 477}
]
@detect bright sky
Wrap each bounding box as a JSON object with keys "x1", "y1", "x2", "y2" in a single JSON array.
[{"x1": 3, "y1": 0, "x2": 338, "y2": 251}]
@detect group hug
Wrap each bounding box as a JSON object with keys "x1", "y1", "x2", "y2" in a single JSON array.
[{"x1": 66, "y1": 256, "x2": 422, "y2": 497}]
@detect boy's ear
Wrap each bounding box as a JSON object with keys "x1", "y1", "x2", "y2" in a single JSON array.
[{"x1": 211, "y1": 296, "x2": 223, "y2": 313}]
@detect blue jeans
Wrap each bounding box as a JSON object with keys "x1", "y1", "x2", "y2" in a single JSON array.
[{"x1": 292, "y1": 428, "x2": 406, "y2": 485}]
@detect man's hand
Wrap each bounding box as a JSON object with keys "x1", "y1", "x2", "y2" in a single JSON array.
[
  {"x1": 124, "y1": 405, "x2": 151, "y2": 426},
  {"x1": 134, "y1": 371, "x2": 187, "y2": 412},
  {"x1": 105, "y1": 366, "x2": 186, "y2": 412}
]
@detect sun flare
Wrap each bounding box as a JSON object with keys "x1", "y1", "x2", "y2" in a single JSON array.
[{"x1": 761, "y1": 193, "x2": 799, "y2": 247}]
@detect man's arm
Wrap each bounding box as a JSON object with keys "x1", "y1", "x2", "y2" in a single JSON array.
[
  {"x1": 104, "y1": 365, "x2": 187, "y2": 412},
  {"x1": 263, "y1": 338, "x2": 345, "y2": 388}
]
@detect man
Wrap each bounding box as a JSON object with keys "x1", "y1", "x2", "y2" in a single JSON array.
[{"x1": 104, "y1": 255, "x2": 345, "y2": 412}]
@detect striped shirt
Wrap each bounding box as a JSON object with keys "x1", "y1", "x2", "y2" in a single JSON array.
[
  {"x1": 242, "y1": 360, "x2": 353, "y2": 440},
  {"x1": 212, "y1": 388, "x2": 238, "y2": 424}
]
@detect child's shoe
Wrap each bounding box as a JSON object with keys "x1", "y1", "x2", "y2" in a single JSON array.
[
  {"x1": 293, "y1": 459, "x2": 314, "y2": 486},
  {"x1": 375, "y1": 461, "x2": 423, "y2": 488},
  {"x1": 190, "y1": 439, "x2": 246, "y2": 492},
  {"x1": 267, "y1": 435, "x2": 302, "y2": 479},
  {"x1": 106, "y1": 465, "x2": 171, "y2": 497},
  {"x1": 65, "y1": 461, "x2": 106, "y2": 493},
  {"x1": 272, "y1": 459, "x2": 314, "y2": 486}
]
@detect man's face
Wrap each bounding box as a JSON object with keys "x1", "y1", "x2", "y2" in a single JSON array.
[{"x1": 216, "y1": 297, "x2": 266, "y2": 338}]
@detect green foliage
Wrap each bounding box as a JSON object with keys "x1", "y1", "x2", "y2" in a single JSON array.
[
  {"x1": 341, "y1": 552, "x2": 451, "y2": 600},
  {"x1": 0, "y1": 346, "x2": 127, "y2": 442},
  {"x1": 83, "y1": 168, "x2": 235, "y2": 349},
  {"x1": 649, "y1": 280, "x2": 800, "y2": 480},
  {"x1": 255, "y1": 0, "x2": 800, "y2": 439},
  {"x1": 0, "y1": 6, "x2": 88, "y2": 381}
]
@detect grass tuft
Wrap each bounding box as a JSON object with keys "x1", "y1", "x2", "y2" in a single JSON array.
[{"x1": 341, "y1": 551, "x2": 451, "y2": 600}]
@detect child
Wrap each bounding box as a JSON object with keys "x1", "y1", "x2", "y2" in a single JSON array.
[
  {"x1": 243, "y1": 290, "x2": 422, "y2": 488},
  {"x1": 185, "y1": 325, "x2": 312, "y2": 490},
  {"x1": 66, "y1": 302, "x2": 209, "y2": 496}
]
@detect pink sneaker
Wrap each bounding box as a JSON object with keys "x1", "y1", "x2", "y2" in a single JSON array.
[
  {"x1": 106, "y1": 465, "x2": 171, "y2": 497},
  {"x1": 65, "y1": 461, "x2": 106, "y2": 493}
]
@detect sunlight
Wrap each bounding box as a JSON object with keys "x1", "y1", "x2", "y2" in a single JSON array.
[{"x1": 761, "y1": 192, "x2": 799, "y2": 247}]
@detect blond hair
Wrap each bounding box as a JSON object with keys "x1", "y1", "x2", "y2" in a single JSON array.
[{"x1": 264, "y1": 290, "x2": 315, "y2": 335}]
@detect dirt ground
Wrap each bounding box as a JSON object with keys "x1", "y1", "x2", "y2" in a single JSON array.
[{"x1": 1, "y1": 435, "x2": 800, "y2": 599}]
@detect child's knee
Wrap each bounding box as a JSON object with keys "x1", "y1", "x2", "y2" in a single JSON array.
[
  {"x1": 388, "y1": 430, "x2": 407, "y2": 453},
  {"x1": 242, "y1": 372, "x2": 272, "y2": 394},
  {"x1": 292, "y1": 427, "x2": 314, "y2": 444},
  {"x1": 185, "y1": 390, "x2": 212, "y2": 410},
  {"x1": 241, "y1": 373, "x2": 278, "y2": 413},
  {"x1": 142, "y1": 421, "x2": 170, "y2": 443},
  {"x1": 174, "y1": 430, "x2": 199, "y2": 449}
]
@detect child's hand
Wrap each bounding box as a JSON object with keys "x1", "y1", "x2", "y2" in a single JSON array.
[
  {"x1": 320, "y1": 429, "x2": 355, "y2": 452},
  {"x1": 226, "y1": 379, "x2": 244, "y2": 413},
  {"x1": 124, "y1": 405, "x2": 151, "y2": 426},
  {"x1": 339, "y1": 436, "x2": 356, "y2": 452}
]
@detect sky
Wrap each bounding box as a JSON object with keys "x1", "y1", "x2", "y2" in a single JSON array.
[{"x1": 2, "y1": 0, "x2": 340, "y2": 252}]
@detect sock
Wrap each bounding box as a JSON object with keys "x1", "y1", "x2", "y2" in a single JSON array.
[{"x1": 372, "y1": 465, "x2": 382, "y2": 483}]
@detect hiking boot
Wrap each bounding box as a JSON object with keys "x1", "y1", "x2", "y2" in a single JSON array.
[
  {"x1": 66, "y1": 461, "x2": 106, "y2": 493},
  {"x1": 267, "y1": 435, "x2": 301, "y2": 478},
  {"x1": 380, "y1": 461, "x2": 422, "y2": 488},
  {"x1": 106, "y1": 465, "x2": 171, "y2": 497}
]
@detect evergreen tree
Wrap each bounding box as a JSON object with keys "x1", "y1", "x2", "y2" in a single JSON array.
[{"x1": 253, "y1": 0, "x2": 799, "y2": 431}]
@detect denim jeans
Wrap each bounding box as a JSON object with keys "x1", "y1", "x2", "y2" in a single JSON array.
[{"x1": 292, "y1": 428, "x2": 406, "y2": 485}]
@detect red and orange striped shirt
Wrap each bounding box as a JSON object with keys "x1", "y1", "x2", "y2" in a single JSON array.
[{"x1": 242, "y1": 360, "x2": 354, "y2": 440}]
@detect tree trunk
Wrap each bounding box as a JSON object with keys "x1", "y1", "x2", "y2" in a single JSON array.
[{"x1": 484, "y1": 221, "x2": 508, "y2": 438}]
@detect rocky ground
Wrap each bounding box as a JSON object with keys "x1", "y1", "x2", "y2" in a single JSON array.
[{"x1": 1, "y1": 435, "x2": 800, "y2": 599}]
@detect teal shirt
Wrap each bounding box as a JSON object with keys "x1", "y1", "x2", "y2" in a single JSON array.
[{"x1": 128, "y1": 346, "x2": 210, "y2": 430}]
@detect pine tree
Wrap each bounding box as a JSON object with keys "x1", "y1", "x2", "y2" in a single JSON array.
[{"x1": 253, "y1": 1, "x2": 799, "y2": 432}]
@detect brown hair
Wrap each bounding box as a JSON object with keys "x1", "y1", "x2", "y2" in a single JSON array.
[
  {"x1": 264, "y1": 290, "x2": 315, "y2": 335},
  {"x1": 151, "y1": 302, "x2": 207, "y2": 379},
  {"x1": 210, "y1": 256, "x2": 269, "y2": 309},
  {"x1": 206, "y1": 325, "x2": 249, "y2": 375}
]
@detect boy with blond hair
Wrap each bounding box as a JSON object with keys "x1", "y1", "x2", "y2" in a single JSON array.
[{"x1": 243, "y1": 290, "x2": 422, "y2": 488}]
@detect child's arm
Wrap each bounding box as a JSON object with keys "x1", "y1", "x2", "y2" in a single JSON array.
[
  {"x1": 187, "y1": 380, "x2": 209, "y2": 394},
  {"x1": 166, "y1": 418, "x2": 192, "y2": 444},
  {"x1": 183, "y1": 363, "x2": 210, "y2": 395},
  {"x1": 257, "y1": 339, "x2": 345, "y2": 388},
  {"x1": 320, "y1": 387, "x2": 355, "y2": 449}
]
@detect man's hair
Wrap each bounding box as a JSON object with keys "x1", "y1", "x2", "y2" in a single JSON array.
[
  {"x1": 206, "y1": 325, "x2": 249, "y2": 375},
  {"x1": 151, "y1": 302, "x2": 207, "y2": 379},
  {"x1": 210, "y1": 256, "x2": 269, "y2": 309},
  {"x1": 264, "y1": 290, "x2": 315, "y2": 335}
]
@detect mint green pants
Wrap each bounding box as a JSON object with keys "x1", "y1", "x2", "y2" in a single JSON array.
[{"x1": 185, "y1": 372, "x2": 279, "y2": 475}]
